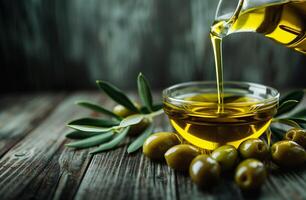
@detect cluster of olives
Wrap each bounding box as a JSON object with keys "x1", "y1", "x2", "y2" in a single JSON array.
[{"x1": 143, "y1": 128, "x2": 306, "y2": 190}]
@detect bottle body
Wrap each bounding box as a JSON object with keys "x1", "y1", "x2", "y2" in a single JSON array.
[{"x1": 211, "y1": 0, "x2": 306, "y2": 54}]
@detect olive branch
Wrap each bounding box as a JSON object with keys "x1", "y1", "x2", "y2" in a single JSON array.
[
  {"x1": 270, "y1": 90, "x2": 306, "y2": 139},
  {"x1": 65, "y1": 73, "x2": 163, "y2": 154},
  {"x1": 65, "y1": 72, "x2": 306, "y2": 154}
]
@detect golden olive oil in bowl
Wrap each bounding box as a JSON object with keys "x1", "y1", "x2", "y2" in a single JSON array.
[{"x1": 163, "y1": 82, "x2": 279, "y2": 150}]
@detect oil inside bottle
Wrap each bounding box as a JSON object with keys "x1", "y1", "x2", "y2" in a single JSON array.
[
  {"x1": 211, "y1": 0, "x2": 306, "y2": 109},
  {"x1": 211, "y1": 0, "x2": 306, "y2": 54}
]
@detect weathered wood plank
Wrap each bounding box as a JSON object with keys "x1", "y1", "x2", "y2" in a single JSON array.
[
  {"x1": 74, "y1": 112, "x2": 177, "y2": 200},
  {"x1": 0, "y1": 94, "x2": 64, "y2": 158},
  {"x1": 74, "y1": 140, "x2": 177, "y2": 200},
  {"x1": 74, "y1": 102, "x2": 306, "y2": 200},
  {"x1": 14, "y1": 93, "x2": 120, "y2": 200},
  {"x1": 0, "y1": 93, "x2": 305, "y2": 200},
  {"x1": 262, "y1": 169, "x2": 306, "y2": 200},
  {"x1": 17, "y1": 145, "x2": 92, "y2": 200},
  {"x1": 1, "y1": 0, "x2": 305, "y2": 92},
  {"x1": 0, "y1": 93, "x2": 101, "y2": 199}
]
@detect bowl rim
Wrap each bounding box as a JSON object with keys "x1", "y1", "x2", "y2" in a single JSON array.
[{"x1": 162, "y1": 81, "x2": 280, "y2": 106}]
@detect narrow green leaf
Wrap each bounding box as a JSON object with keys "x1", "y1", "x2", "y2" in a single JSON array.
[
  {"x1": 148, "y1": 109, "x2": 164, "y2": 118},
  {"x1": 287, "y1": 117, "x2": 306, "y2": 124},
  {"x1": 275, "y1": 100, "x2": 299, "y2": 116},
  {"x1": 279, "y1": 90, "x2": 304, "y2": 105},
  {"x1": 65, "y1": 130, "x2": 100, "y2": 139},
  {"x1": 67, "y1": 118, "x2": 119, "y2": 132},
  {"x1": 270, "y1": 126, "x2": 286, "y2": 140},
  {"x1": 127, "y1": 124, "x2": 154, "y2": 153},
  {"x1": 272, "y1": 118, "x2": 301, "y2": 128},
  {"x1": 68, "y1": 118, "x2": 119, "y2": 127},
  {"x1": 76, "y1": 101, "x2": 121, "y2": 120},
  {"x1": 140, "y1": 107, "x2": 150, "y2": 114},
  {"x1": 90, "y1": 127, "x2": 130, "y2": 154},
  {"x1": 66, "y1": 131, "x2": 113, "y2": 149},
  {"x1": 137, "y1": 73, "x2": 153, "y2": 112},
  {"x1": 96, "y1": 80, "x2": 138, "y2": 112},
  {"x1": 68, "y1": 125, "x2": 112, "y2": 133},
  {"x1": 119, "y1": 114, "x2": 144, "y2": 127},
  {"x1": 290, "y1": 108, "x2": 306, "y2": 118},
  {"x1": 152, "y1": 103, "x2": 163, "y2": 111},
  {"x1": 140, "y1": 104, "x2": 163, "y2": 114}
]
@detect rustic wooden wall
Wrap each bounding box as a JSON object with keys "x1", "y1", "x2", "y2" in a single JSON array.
[{"x1": 0, "y1": 0, "x2": 305, "y2": 92}]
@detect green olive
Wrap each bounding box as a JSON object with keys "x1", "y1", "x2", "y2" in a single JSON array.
[
  {"x1": 211, "y1": 145, "x2": 238, "y2": 171},
  {"x1": 128, "y1": 118, "x2": 150, "y2": 137},
  {"x1": 284, "y1": 128, "x2": 306, "y2": 148},
  {"x1": 143, "y1": 132, "x2": 181, "y2": 161},
  {"x1": 189, "y1": 155, "x2": 221, "y2": 188},
  {"x1": 112, "y1": 103, "x2": 140, "y2": 118},
  {"x1": 165, "y1": 144, "x2": 200, "y2": 171},
  {"x1": 239, "y1": 138, "x2": 269, "y2": 160},
  {"x1": 271, "y1": 140, "x2": 306, "y2": 168},
  {"x1": 235, "y1": 159, "x2": 267, "y2": 191}
]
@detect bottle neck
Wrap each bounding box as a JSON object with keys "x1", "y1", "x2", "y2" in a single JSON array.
[{"x1": 212, "y1": 0, "x2": 244, "y2": 38}]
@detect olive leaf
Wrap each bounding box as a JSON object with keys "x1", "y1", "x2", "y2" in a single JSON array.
[
  {"x1": 65, "y1": 72, "x2": 165, "y2": 154},
  {"x1": 76, "y1": 101, "x2": 122, "y2": 120},
  {"x1": 137, "y1": 73, "x2": 153, "y2": 112},
  {"x1": 127, "y1": 124, "x2": 154, "y2": 153},
  {"x1": 272, "y1": 118, "x2": 301, "y2": 128},
  {"x1": 65, "y1": 130, "x2": 101, "y2": 139},
  {"x1": 152, "y1": 103, "x2": 163, "y2": 111},
  {"x1": 270, "y1": 126, "x2": 286, "y2": 140},
  {"x1": 119, "y1": 114, "x2": 144, "y2": 127},
  {"x1": 141, "y1": 104, "x2": 163, "y2": 113},
  {"x1": 148, "y1": 109, "x2": 164, "y2": 118},
  {"x1": 68, "y1": 125, "x2": 112, "y2": 133},
  {"x1": 68, "y1": 115, "x2": 146, "y2": 133},
  {"x1": 279, "y1": 90, "x2": 304, "y2": 105},
  {"x1": 90, "y1": 127, "x2": 130, "y2": 154},
  {"x1": 68, "y1": 118, "x2": 119, "y2": 127},
  {"x1": 290, "y1": 108, "x2": 306, "y2": 118},
  {"x1": 273, "y1": 90, "x2": 305, "y2": 130},
  {"x1": 300, "y1": 123, "x2": 306, "y2": 129},
  {"x1": 67, "y1": 118, "x2": 119, "y2": 132},
  {"x1": 284, "y1": 117, "x2": 306, "y2": 128},
  {"x1": 96, "y1": 80, "x2": 139, "y2": 112},
  {"x1": 66, "y1": 131, "x2": 113, "y2": 149},
  {"x1": 286, "y1": 117, "x2": 306, "y2": 124},
  {"x1": 140, "y1": 107, "x2": 150, "y2": 114},
  {"x1": 275, "y1": 100, "x2": 299, "y2": 117}
]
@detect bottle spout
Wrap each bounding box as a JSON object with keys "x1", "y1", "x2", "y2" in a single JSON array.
[
  {"x1": 215, "y1": 0, "x2": 244, "y2": 24},
  {"x1": 211, "y1": 0, "x2": 244, "y2": 37}
]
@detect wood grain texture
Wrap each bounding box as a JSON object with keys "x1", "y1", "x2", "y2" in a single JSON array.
[
  {"x1": 12, "y1": 93, "x2": 120, "y2": 200},
  {"x1": 0, "y1": 93, "x2": 305, "y2": 200},
  {"x1": 75, "y1": 138, "x2": 178, "y2": 200},
  {"x1": 0, "y1": 93, "x2": 99, "y2": 199},
  {"x1": 0, "y1": 0, "x2": 305, "y2": 92},
  {"x1": 0, "y1": 94, "x2": 64, "y2": 157}
]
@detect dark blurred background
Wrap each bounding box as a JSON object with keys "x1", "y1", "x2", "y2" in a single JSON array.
[{"x1": 0, "y1": 0, "x2": 305, "y2": 93}]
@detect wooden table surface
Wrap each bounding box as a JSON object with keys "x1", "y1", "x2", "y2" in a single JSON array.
[{"x1": 0, "y1": 92, "x2": 305, "y2": 200}]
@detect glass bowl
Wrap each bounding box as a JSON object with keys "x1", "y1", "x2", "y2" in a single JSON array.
[{"x1": 163, "y1": 81, "x2": 279, "y2": 150}]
